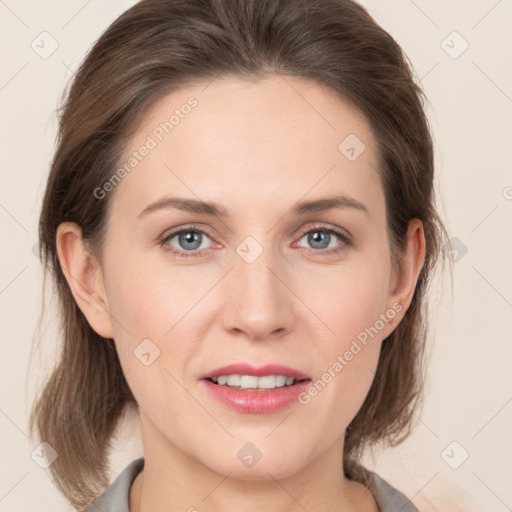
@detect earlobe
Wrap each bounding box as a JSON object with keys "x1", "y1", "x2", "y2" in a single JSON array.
[
  {"x1": 382, "y1": 219, "x2": 426, "y2": 338},
  {"x1": 55, "y1": 222, "x2": 114, "y2": 339}
]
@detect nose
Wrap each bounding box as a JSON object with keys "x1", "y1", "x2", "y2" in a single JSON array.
[{"x1": 222, "y1": 245, "x2": 296, "y2": 342}]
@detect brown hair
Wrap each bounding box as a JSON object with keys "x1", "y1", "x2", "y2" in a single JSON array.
[{"x1": 29, "y1": 0, "x2": 447, "y2": 508}]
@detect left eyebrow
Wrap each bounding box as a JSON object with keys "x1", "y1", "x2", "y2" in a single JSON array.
[
  {"x1": 291, "y1": 194, "x2": 369, "y2": 216},
  {"x1": 138, "y1": 193, "x2": 368, "y2": 219}
]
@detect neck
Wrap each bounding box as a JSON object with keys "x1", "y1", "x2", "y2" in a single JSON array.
[{"x1": 129, "y1": 414, "x2": 378, "y2": 512}]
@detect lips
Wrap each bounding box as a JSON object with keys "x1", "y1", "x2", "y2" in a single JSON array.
[{"x1": 199, "y1": 363, "x2": 311, "y2": 381}]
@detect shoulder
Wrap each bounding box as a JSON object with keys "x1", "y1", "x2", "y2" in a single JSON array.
[
  {"x1": 83, "y1": 458, "x2": 144, "y2": 512},
  {"x1": 84, "y1": 458, "x2": 416, "y2": 512},
  {"x1": 366, "y1": 470, "x2": 418, "y2": 512}
]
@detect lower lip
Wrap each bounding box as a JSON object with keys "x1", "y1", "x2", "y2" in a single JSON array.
[{"x1": 200, "y1": 379, "x2": 312, "y2": 413}]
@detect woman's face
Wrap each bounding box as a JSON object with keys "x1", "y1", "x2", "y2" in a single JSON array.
[{"x1": 90, "y1": 75, "x2": 411, "y2": 478}]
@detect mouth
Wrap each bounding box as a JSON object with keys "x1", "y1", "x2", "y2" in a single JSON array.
[
  {"x1": 200, "y1": 362, "x2": 311, "y2": 389},
  {"x1": 204, "y1": 374, "x2": 310, "y2": 390},
  {"x1": 199, "y1": 363, "x2": 312, "y2": 412}
]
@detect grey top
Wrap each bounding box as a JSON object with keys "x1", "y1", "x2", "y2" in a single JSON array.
[{"x1": 84, "y1": 458, "x2": 417, "y2": 512}]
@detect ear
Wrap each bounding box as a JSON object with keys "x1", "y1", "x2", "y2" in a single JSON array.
[
  {"x1": 381, "y1": 219, "x2": 426, "y2": 339},
  {"x1": 55, "y1": 222, "x2": 114, "y2": 339}
]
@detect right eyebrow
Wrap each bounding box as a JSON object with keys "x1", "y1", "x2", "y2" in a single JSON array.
[{"x1": 138, "y1": 197, "x2": 228, "y2": 218}]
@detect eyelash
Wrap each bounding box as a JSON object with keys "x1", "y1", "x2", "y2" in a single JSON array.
[{"x1": 158, "y1": 224, "x2": 351, "y2": 258}]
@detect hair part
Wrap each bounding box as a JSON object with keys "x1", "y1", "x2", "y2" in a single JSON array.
[{"x1": 29, "y1": 0, "x2": 447, "y2": 508}]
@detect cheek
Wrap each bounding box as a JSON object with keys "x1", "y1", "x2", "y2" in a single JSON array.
[
  {"x1": 101, "y1": 250, "x2": 198, "y2": 393},
  {"x1": 104, "y1": 252, "x2": 194, "y2": 339},
  {"x1": 306, "y1": 252, "x2": 391, "y2": 345},
  {"x1": 103, "y1": 261, "x2": 201, "y2": 423},
  {"x1": 296, "y1": 254, "x2": 390, "y2": 418}
]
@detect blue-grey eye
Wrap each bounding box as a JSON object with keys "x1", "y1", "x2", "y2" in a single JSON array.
[
  {"x1": 299, "y1": 230, "x2": 340, "y2": 250},
  {"x1": 168, "y1": 230, "x2": 211, "y2": 252}
]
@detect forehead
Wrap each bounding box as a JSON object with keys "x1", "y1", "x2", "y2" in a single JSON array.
[{"x1": 110, "y1": 74, "x2": 383, "y2": 220}]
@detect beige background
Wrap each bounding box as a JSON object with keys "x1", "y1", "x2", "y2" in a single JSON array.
[{"x1": 1, "y1": 0, "x2": 511, "y2": 510}]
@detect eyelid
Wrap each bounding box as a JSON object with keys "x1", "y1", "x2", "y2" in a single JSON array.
[
  {"x1": 158, "y1": 222, "x2": 352, "y2": 257},
  {"x1": 160, "y1": 222, "x2": 351, "y2": 242},
  {"x1": 158, "y1": 224, "x2": 217, "y2": 249},
  {"x1": 296, "y1": 222, "x2": 352, "y2": 242}
]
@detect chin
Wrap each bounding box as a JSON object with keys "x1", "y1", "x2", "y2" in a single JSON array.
[{"x1": 204, "y1": 450, "x2": 308, "y2": 481}]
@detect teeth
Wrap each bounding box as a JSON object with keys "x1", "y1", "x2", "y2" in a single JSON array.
[
  {"x1": 210, "y1": 374, "x2": 297, "y2": 389},
  {"x1": 226, "y1": 375, "x2": 240, "y2": 386},
  {"x1": 240, "y1": 375, "x2": 258, "y2": 388}
]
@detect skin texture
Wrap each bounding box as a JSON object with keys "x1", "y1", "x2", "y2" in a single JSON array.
[{"x1": 56, "y1": 75, "x2": 425, "y2": 512}]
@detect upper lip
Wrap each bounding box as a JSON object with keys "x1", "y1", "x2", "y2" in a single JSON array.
[{"x1": 200, "y1": 363, "x2": 311, "y2": 381}]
